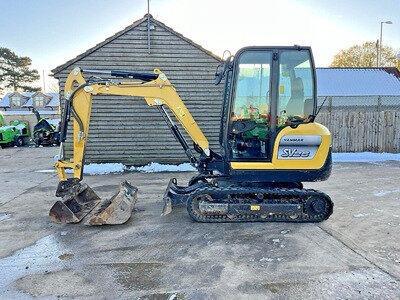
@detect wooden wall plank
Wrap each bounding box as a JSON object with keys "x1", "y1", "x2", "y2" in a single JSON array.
[{"x1": 315, "y1": 111, "x2": 399, "y2": 154}]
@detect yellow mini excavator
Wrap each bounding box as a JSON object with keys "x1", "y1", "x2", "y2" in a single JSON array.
[{"x1": 50, "y1": 46, "x2": 333, "y2": 225}]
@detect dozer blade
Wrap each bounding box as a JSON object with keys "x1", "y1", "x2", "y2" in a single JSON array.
[
  {"x1": 161, "y1": 177, "x2": 207, "y2": 216},
  {"x1": 84, "y1": 180, "x2": 138, "y2": 226},
  {"x1": 50, "y1": 181, "x2": 101, "y2": 223},
  {"x1": 161, "y1": 178, "x2": 175, "y2": 216}
]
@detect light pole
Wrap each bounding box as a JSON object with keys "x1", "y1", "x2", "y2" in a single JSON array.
[{"x1": 379, "y1": 20, "x2": 392, "y2": 67}]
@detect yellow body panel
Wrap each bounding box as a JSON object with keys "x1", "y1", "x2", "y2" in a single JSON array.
[{"x1": 230, "y1": 122, "x2": 331, "y2": 170}]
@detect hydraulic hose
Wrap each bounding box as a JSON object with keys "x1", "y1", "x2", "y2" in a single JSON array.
[{"x1": 60, "y1": 79, "x2": 110, "y2": 143}]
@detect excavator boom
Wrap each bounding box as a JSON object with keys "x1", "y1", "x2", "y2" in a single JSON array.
[{"x1": 51, "y1": 67, "x2": 210, "y2": 225}]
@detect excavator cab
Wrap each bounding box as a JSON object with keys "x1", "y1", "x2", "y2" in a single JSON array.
[
  {"x1": 49, "y1": 45, "x2": 333, "y2": 225},
  {"x1": 220, "y1": 47, "x2": 317, "y2": 162}
]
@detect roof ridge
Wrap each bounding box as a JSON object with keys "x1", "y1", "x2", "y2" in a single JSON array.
[
  {"x1": 52, "y1": 15, "x2": 148, "y2": 74},
  {"x1": 52, "y1": 15, "x2": 222, "y2": 75},
  {"x1": 149, "y1": 18, "x2": 222, "y2": 62}
]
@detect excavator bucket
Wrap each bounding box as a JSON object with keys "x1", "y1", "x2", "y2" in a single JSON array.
[
  {"x1": 85, "y1": 181, "x2": 138, "y2": 225},
  {"x1": 49, "y1": 179, "x2": 137, "y2": 225},
  {"x1": 50, "y1": 180, "x2": 101, "y2": 223}
]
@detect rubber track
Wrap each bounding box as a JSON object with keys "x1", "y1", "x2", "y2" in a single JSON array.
[{"x1": 186, "y1": 185, "x2": 333, "y2": 223}]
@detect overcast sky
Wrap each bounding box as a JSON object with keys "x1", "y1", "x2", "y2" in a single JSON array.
[{"x1": 1, "y1": 0, "x2": 399, "y2": 91}]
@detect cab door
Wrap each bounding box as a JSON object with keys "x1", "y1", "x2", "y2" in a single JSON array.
[{"x1": 227, "y1": 49, "x2": 275, "y2": 162}]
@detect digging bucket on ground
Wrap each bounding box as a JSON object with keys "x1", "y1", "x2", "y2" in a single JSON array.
[{"x1": 49, "y1": 179, "x2": 137, "y2": 225}]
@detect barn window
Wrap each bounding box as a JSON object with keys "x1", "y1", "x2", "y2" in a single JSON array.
[
  {"x1": 11, "y1": 96, "x2": 21, "y2": 107},
  {"x1": 35, "y1": 96, "x2": 45, "y2": 107}
]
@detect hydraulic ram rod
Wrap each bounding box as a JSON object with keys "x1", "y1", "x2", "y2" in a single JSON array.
[{"x1": 81, "y1": 69, "x2": 159, "y2": 81}]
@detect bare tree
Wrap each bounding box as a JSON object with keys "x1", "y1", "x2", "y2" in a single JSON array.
[
  {"x1": 330, "y1": 41, "x2": 400, "y2": 69},
  {"x1": 47, "y1": 81, "x2": 60, "y2": 93}
]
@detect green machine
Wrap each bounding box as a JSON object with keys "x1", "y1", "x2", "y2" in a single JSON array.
[{"x1": 0, "y1": 112, "x2": 30, "y2": 148}]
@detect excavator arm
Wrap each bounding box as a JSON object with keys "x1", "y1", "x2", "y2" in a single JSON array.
[
  {"x1": 55, "y1": 67, "x2": 210, "y2": 182},
  {"x1": 50, "y1": 67, "x2": 211, "y2": 225}
]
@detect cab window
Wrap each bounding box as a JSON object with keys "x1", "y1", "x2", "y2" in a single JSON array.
[
  {"x1": 277, "y1": 50, "x2": 314, "y2": 128},
  {"x1": 230, "y1": 51, "x2": 272, "y2": 159},
  {"x1": 232, "y1": 51, "x2": 272, "y2": 121}
]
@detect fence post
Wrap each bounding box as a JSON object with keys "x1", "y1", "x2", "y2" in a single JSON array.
[
  {"x1": 377, "y1": 96, "x2": 382, "y2": 112},
  {"x1": 328, "y1": 97, "x2": 332, "y2": 113}
]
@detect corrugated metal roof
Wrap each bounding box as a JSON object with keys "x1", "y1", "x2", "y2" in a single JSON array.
[{"x1": 316, "y1": 68, "x2": 400, "y2": 96}]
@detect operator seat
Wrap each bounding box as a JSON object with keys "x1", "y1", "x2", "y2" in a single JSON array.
[{"x1": 285, "y1": 77, "x2": 304, "y2": 115}]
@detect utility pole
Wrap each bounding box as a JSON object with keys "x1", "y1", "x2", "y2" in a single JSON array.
[
  {"x1": 42, "y1": 70, "x2": 46, "y2": 92},
  {"x1": 147, "y1": 0, "x2": 151, "y2": 54},
  {"x1": 379, "y1": 21, "x2": 392, "y2": 67},
  {"x1": 376, "y1": 40, "x2": 379, "y2": 67}
]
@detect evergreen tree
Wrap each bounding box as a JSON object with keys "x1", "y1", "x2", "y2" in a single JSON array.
[{"x1": 0, "y1": 47, "x2": 40, "y2": 93}]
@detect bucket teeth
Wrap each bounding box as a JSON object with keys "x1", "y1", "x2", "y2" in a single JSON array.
[{"x1": 84, "y1": 180, "x2": 138, "y2": 226}]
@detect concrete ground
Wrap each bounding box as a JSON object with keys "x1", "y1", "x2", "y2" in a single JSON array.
[{"x1": 0, "y1": 147, "x2": 399, "y2": 299}]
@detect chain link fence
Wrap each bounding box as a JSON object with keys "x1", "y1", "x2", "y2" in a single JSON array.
[{"x1": 317, "y1": 96, "x2": 400, "y2": 112}]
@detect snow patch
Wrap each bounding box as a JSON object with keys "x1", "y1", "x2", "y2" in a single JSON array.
[
  {"x1": 14, "y1": 124, "x2": 26, "y2": 130},
  {"x1": 373, "y1": 189, "x2": 400, "y2": 197},
  {"x1": 130, "y1": 162, "x2": 195, "y2": 173},
  {"x1": 36, "y1": 162, "x2": 196, "y2": 175},
  {"x1": 47, "y1": 119, "x2": 60, "y2": 126},
  {"x1": 333, "y1": 152, "x2": 400, "y2": 162},
  {"x1": 0, "y1": 125, "x2": 16, "y2": 130},
  {"x1": 0, "y1": 214, "x2": 11, "y2": 222},
  {"x1": 1, "y1": 110, "x2": 58, "y2": 115},
  {"x1": 354, "y1": 213, "x2": 369, "y2": 218},
  {"x1": 82, "y1": 163, "x2": 125, "y2": 175},
  {"x1": 259, "y1": 257, "x2": 274, "y2": 262},
  {"x1": 35, "y1": 169, "x2": 56, "y2": 173},
  {"x1": 259, "y1": 257, "x2": 282, "y2": 262}
]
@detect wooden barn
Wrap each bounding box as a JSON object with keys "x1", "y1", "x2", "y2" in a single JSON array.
[{"x1": 52, "y1": 14, "x2": 223, "y2": 165}]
